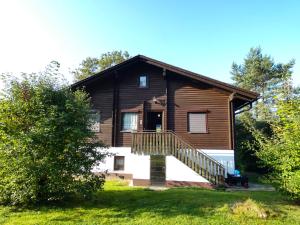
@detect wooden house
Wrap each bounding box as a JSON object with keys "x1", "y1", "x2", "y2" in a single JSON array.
[{"x1": 72, "y1": 55, "x2": 258, "y2": 187}]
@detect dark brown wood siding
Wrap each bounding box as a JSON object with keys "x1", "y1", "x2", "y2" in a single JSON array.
[
  {"x1": 87, "y1": 63, "x2": 233, "y2": 150},
  {"x1": 117, "y1": 63, "x2": 166, "y2": 146},
  {"x1": 167, "y1": 75, "x2": 231, "y2": 149},
  {"x1": 87, "y1": 80, "x2": 114, "y2": 146}
]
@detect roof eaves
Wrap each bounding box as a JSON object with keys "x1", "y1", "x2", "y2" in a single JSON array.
[
  {"x1": 71, "y1": 54, "x2": 259, "y2": 100},
  {"x1": 71, "y1": 55, "x2": 142, "y2": 89},
  {"x1": 138, "y1": 55, "x2": 259, "y2": 99}
]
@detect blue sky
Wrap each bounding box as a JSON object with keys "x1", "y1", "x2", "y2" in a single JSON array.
[{"x1": 0, "y1": 0, "x2": 299, "y2": 87}]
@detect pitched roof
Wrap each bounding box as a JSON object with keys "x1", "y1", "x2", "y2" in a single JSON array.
[{"x1": 71, "y1": 55, "x2": 259, "y2": 101}]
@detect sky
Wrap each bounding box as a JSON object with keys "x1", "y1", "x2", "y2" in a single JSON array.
[{"x1": 0, "y1": 0, "x2": 300, "y2": 90}]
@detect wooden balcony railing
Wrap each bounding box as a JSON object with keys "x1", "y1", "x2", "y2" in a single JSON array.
[{"x1": 131, "y1": 131, "x2": 225, "y2": 186}]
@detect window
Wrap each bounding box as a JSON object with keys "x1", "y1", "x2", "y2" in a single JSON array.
[
  {"x1": 89, "y1": 110, "x2": 100, "y2": 132},
  {"x1": 138, "y1": 75, "x2": 148, "y2": 88},
  {"x1": 114, "y1": 156, "x2": 125, "y2": 171},
  {"x1": 121, "y1": 112, "x2": 138, "y2": 131},
  {"x1": 188, "y1": 112, "x2": 207, "y2": 133}
]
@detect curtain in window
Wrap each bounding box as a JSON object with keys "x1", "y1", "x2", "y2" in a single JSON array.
[
  {"x1": 122, "y1": 112, "x2": 138, "y2": 131},
  {"x1": 139, "y1": 75, "x2": 147, "y2": 87},
  {"x1": 89, "y1": 110, "x2": 100, "y2": 132}
]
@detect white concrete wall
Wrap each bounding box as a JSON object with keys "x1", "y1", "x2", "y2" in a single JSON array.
[
  {"x1": 166, "y1": 156, "x2": 209, "y2": 182},
  {"x1": 93, "y1": 147, "x2": 235, "y2": 182},
  {"x1": 92, "y1": 147, "x2": 150, "y2": 180}
]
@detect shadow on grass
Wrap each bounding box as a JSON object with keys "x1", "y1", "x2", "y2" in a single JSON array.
[{"x1": 24, "y1": 186, "x2": 292, "y2": 222}]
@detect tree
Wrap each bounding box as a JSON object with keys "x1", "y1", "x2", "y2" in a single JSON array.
[
  {"x1": 248, "y1": 99, "x2": 300, "y2": 200},
  {"x1": 231, "y1": 47, "x2": 295, "y2": 120},
  {"x1": 235, "y1": 113, "x2": 271, "y2": 173},
  {"x1": 231, "y1": 47, "x2": 296, "y2": 173},
  {"x1": 0, "y1": 64, "x2": 107, "y2": 205},
  {"x1": 73, "y1": 50, "x2": 130, "y2": 81}
]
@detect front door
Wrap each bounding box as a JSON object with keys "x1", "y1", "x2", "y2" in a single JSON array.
[
  {"x1": 146, "y1": 111, "x2": 163, "y2": 131},
  {"x1": 150, "y1": 155, "x2": 166, "y2": 186}
]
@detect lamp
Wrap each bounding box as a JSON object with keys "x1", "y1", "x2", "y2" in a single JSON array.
[{"x1": 152, "y1": 96, "x2": 158, "y2": 104}]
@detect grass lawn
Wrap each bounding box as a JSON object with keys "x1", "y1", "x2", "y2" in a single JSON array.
[{"x1": 0, "y1": 180, "x2": 299, "y2": 225}]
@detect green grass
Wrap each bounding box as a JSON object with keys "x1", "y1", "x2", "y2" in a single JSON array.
[{"x1": 0, "y1": 180, "x2": 299, "y2": 225}]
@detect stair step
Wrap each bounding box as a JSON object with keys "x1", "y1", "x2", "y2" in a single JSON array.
[{"x1": 131, "y1": 131, "x2": 225, "y2": 185}]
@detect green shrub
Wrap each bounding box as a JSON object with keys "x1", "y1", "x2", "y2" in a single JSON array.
[
  {"x1": 249, "y1": 99, "x2": 300, "y2": 200},
  {"x1": 0, "y1": 69, "x2": 107, "y2": 205}
]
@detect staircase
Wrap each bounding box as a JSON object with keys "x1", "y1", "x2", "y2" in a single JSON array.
[{"x1": 131, "y1": 131, "x2": 225, "y2": 186}]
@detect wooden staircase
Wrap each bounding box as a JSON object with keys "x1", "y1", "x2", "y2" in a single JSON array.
[{"x1": 131, "y1": 131, "x2": 225, "y2": 186}]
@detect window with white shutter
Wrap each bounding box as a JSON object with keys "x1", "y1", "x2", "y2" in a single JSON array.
[{"x1": 188, "y1": 112, "x2": 207, "y2": 133}]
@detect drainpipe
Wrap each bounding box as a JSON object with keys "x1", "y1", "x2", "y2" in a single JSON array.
[
  {"x1": 231, "y1": 94, "x2": 259, "y2": 172},
  {"x1": 163, "y1": 68, "x2": 167, "y2": 131}
]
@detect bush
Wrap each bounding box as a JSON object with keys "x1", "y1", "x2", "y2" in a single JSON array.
[
  {"x1": 235, "y1": 117, "x2": 271, "y2": 173},
  {"x1": 0, "y1": 69, "x2": 107, "y2": 205},
  {"x1": 252, "y1": 99, "x2": 300, "y2": 200}
]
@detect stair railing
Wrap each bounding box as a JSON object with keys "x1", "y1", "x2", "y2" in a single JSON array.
[{"x1": 131, "y1": 130, "x2": 225, "y2": 185}]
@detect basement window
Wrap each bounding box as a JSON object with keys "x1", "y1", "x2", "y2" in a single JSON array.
[
  {"x1": 114, "y1": 156, "x2": 125, "y2": 171},
  {"x1": 188, "y1": 112, "x2": 208, "y2": 133},
  {"x1": 138, "y1": 75, "x2": 148, "y2": 88}
]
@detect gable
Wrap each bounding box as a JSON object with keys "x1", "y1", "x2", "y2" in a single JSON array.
[{"x1": 71, "y1": 55, "x2": 259, "y2": 110}]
